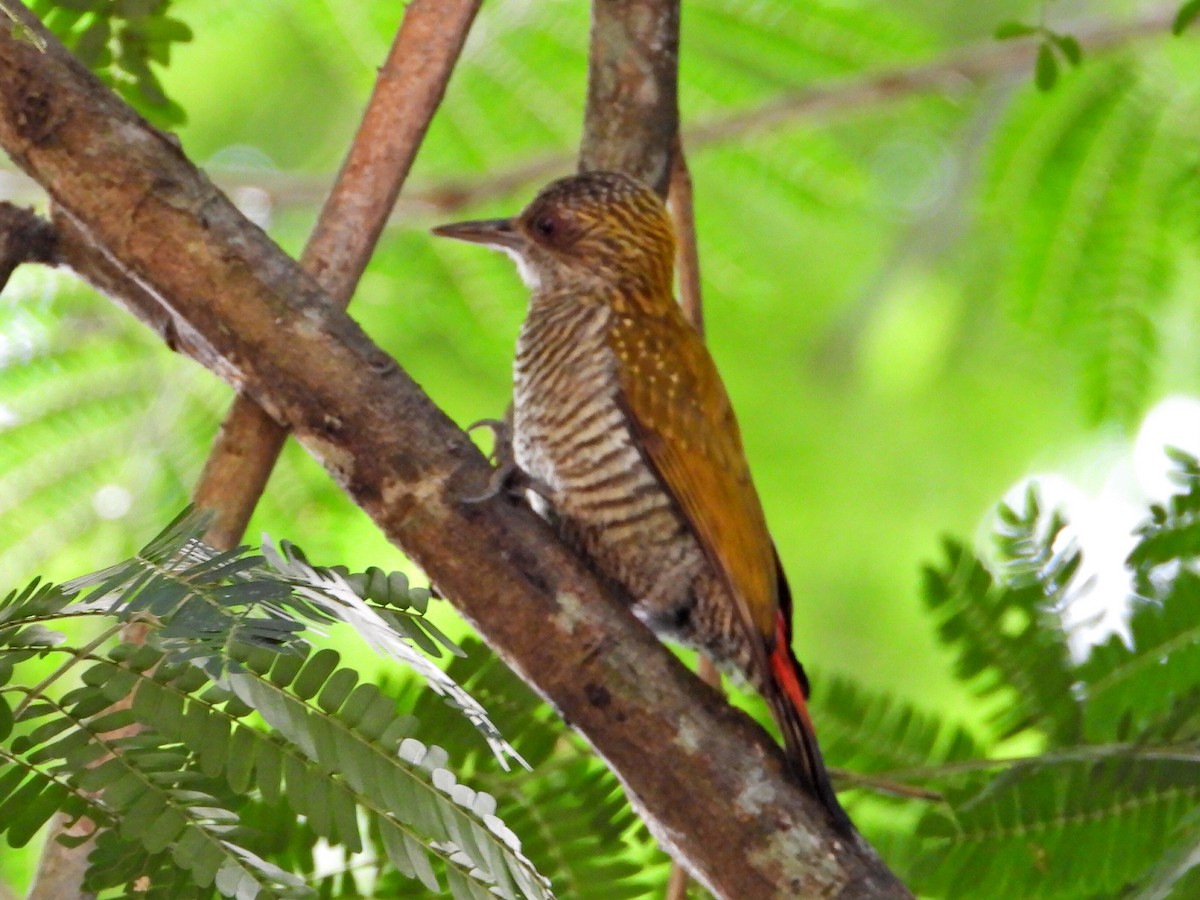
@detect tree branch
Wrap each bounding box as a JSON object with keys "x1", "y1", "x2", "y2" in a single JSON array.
[
  {"x1": 579, "y1": 0, "x2": 680, "y2": 193},
  {"x1": 0, "y1": 8, "x2": 911, "y2": 897},
  {"x1": 666, "y1": 130, "x2": 715, "y2": 900},
  {"x1": 193, "y1": 0, "x2": 482, "y2": 550}
]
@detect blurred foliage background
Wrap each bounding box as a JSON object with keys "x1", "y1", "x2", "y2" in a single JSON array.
[{"x1": 3, "y1": 0, "x2": 1200, "y2": 895}]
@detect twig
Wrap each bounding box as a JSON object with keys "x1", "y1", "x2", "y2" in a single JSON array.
[
  {"x1": 193, "y1": 0, "x2": 483, "y2": 551},
  {"x1": 877, "y1": 743, "x2": 1200, "y2": 782},
  {"x1": 831, "y1": 769, "x2": 944, "y2": 803},
  {"x1": 668, "y1": 137, "x2": 704, "y2": 336},
  {"x1": 665, "y1": 136, "x2": 713, "y2": 900},
  {"x1": 684, "y1": 5, "x2": 1177, "y2": 147}
]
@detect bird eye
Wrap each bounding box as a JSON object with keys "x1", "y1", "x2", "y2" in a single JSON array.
[{"x1": 532, "y1": 215, "x2": 557, "y2": 239}]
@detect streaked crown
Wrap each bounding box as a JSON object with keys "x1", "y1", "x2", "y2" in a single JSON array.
[{"x1": 433, "y1": 171, "x2": 676, "y2": 295}]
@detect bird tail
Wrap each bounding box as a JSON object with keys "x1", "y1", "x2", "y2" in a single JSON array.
[{"x1": 767, "y1": 609, "x2": 853, "y2": 835}]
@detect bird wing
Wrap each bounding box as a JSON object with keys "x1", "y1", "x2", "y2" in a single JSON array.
[{"x1": 609, "y1": 305, "x2": 779, "y2": 642}]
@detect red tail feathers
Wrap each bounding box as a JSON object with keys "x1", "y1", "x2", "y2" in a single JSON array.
[{"x1": 768, "y1": 610, "x2": 853, "y2": 834}]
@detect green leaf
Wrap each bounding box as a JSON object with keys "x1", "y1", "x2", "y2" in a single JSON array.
[
  {"x1": 922, "y1": 529, "x2": 1079, "y2": 742},
  {"x1": 1050, "y1": 33, "x2": 1082, "y2": 66},
  {"x1": 0, "y1": 695, "x2": 11, "y2": 742},
  {"x1": 132, "y1": 15, "x2": 192, "y2": 43},
  {"x1": 73, "y1": 18, "x2": 111, "y2": 67},
  {"x1": 1078, "y1": 571, "x2": 1200, "y2": 741},
  {"x1": 1035, "y1": 42, "x2": 1058, "y2": 91},
  {"x1": 818, "y1": 674, "x2": 984, "y2": 776},
  {"x1": 981, "y1": 61, "x2": 1186, "y2": 422},
  {"x1": 994, "y1": 21, "x2": 1038, "y2": 40},
  {"x1": 291, "y1": 647, "x2": 339, "y2": 699},
  {"x1": 1174, "y1": 0, "x2": 1200, "y2": 35}
]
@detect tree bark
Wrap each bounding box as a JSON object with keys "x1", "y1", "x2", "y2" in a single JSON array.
[
  {"x1": 0, "y1": 7, "x2": 909, "y2": 898},
  {"x1": 579, "y1": 0, "x2": 680, "y2": 194}
]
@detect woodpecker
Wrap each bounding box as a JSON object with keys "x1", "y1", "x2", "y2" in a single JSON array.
[{"x1": 434, "y1": 171, "x2": 849, "y2": 831}]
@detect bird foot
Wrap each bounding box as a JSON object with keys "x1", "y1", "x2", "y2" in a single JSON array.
[
  {"x1": 462, "y1": 406, "x2": 554, "y2": 504},
  {"x1": 460, "y1": 461, "x2": 554, "y2": 505}
]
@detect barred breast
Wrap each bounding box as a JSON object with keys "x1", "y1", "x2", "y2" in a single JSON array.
[{"x1": 512, "y1": 295, "x2": 710, "y2": 635}]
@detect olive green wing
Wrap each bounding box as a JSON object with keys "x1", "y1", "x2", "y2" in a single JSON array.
[{"x1": 609, "y1": 306, "x2": 779, "y2": 642}]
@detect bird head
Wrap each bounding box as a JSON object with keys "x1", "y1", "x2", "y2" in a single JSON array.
[{"x1": 432, "y1": 171, "x2": 676, "y2": 296}]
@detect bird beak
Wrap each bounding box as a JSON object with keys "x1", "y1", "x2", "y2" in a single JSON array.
[{"x1": 431, "y1": 217, "x2": 524, "y2": 251}]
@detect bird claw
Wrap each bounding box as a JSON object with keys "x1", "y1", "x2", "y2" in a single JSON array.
[
  {"x1": 460, "y1": 461, "x2": 554, "y2": 506},
  {"x1": 467, "y1": 414, "x2": 512, "y2": 466},
  {"x1": 462, "y1": 406, "x2": 554, "y2": 504},
  {"x1": 461, "y1": 461, "x2": 520, "y2": 505}
]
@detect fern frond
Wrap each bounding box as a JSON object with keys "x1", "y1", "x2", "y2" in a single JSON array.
[
  {"x1": 1078, "y1": 454, "x2": 1200, "y2": 742},
  {"x1": 2, "y1": 672, "x2": 311, "y2": 898},
  {"x1": 19, "y1": 508, "x2": 523, "y2": 767},
  {"x1": 922, "y1": 514, "x2": 1079, "y2": 741},
  {"x1": 5, "y1": 635, "x2": 553, "y2": 898},
  {"x1": 981, "y1": 60, "x2": 1200, "y2": 423},
  {"x1": 818, "y1": 674, "x2": 984, "y2": 777},
  {"x1": 1080, "y1": 572, "x2": 1200, "y2": 743},
  {"x1": 407, "y1": 641, "x2": 667, "y2": 898},
  {"x1": 914, "y1": 758, "x2": 1200, "y2": 899},
  {"x1": 127, "y1": 641, "x2": 551, "y2": 898},
  {"x1": 1127, "y1": 449, "x2": 1200, "y2": 589}
]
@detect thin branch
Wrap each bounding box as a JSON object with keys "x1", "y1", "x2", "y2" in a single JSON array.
[
  {"x1": 193, "y1": 0, "x2": 482, "y2": 551},
  {"x1": 878, "y1": 743, "x2": 1200, "y2": 783},
  {"x1": 0, "y1": 8, "x2": 908, "y2": 896},
  {"x1": 668, "y1": 137, "x2": 704, "y2": 336},
  {"x1": 832, "y1": 770, "x2": 944, "y2": 802},
  {"x1": 683, "y1": 4, "x2": 1177, "y2": 147},
  {"x1": 665, "y1": 136, "x2": 713, "y2": 900}
]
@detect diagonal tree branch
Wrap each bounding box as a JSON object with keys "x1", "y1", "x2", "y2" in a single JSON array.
[
  {"x1": 0, "y1": 5, "x2": 909, "y2": 897},
  {"x1": 193, "y1": 0, "x2": 482, "y2": 550}
]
